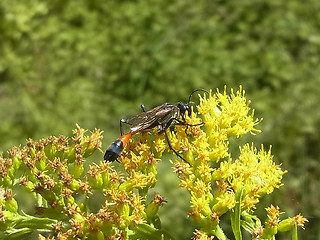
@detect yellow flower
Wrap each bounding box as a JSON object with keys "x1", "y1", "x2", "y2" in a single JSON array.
[
  {"x1": 293, "y1": 213, "x2": 308, "y2": 230},
  {"x1": 278, "y1": 213, "x2": 309, "y2": 231},
  {"x1": 251, "y1": 226, "x2": 264, "y2": 238},
  {"x1": 265, "y1": 205, "x2": 283, "y2": 228},
  {"x1": 212, "y1": 190, "x2": 236, "y2": 214},
  {"x1": 130, "y1": 193, "x2": 146, "y2": 217},
  {"x1": 196, "y1": 163, "x2": 214, "y2": 183},
  {"x1": 190, "y1": 193, "x2": 211, "y2": 216},
  {"x1": 196, "y1": 87, "x2": 261, "y2": 163},
  {"x1": 153, "y1": 133, "x2": 166, "y2": 155},
  {"x1": 179, "y1": 175, "x2": 196, "y2": 192},
  {"x1": 192, "y1": 229, "x2": 215, "y2": 240},
  {"x1": 129, "y1": 171, "x2": 157, "y2": 189},
  {"x1": 214, "y1": 144, "x2": 286, "y2": 210}
]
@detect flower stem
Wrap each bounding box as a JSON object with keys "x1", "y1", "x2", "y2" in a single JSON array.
[{"x1": 231, "y1": 187, "x2": 245, "y2": 240}]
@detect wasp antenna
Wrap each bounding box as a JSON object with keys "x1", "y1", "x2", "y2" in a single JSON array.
[{"x1": 187, "y1": 88, "x2": 209, "y2": 105}]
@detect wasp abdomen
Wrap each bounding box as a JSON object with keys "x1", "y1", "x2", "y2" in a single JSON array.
[
  {"x1": 104, "y1": 131, "x2": 135, "y2": 162},
  {"x1": 104, "y1": 139, "x2": 124, "y2": 162}
]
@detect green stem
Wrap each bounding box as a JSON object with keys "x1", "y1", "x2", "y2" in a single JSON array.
[
  {"x1": 231, "y1": 187, "x2": 245, "y2": 240},
  {"x1": 131, "y1": 223, "x2": 175, "y2": 240},
  {"x1": 214, "y1": 225, "x2": 229, "y2": 240},
  {"x1": 291, "y1": 225, "x2": 298, "y2": 240}
]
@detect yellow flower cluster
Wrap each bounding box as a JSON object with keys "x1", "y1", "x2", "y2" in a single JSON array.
[
  {"x1": 1, "y1": 87, "x2": 307, "y2": 240},
  {"x1": 213, "y1": 144, "x2": 287, "y2": 209},
  {"x1": 147, "y1": 86, "x2": 303, "y2": 238}
]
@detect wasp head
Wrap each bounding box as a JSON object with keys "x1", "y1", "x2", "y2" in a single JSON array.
[
  {"x1": 177, "y1": 102, "x2": 191, "y2": 118},
  {"x1": 181, "y1": 89, "x2": 209, "y2": 118}
]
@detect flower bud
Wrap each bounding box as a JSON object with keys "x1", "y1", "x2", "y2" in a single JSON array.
[
  {"x1": 184, "y1": 150, "x2": 194, "y2": 165},
  {"x1": 145, "y1": 202, "x2": 159, "y2": 219},
  {"x1": 12, "y1": 156, "x2": 21, "y2": 171},
  {"x1": 90, "y1": 174, "x2": 103, "y2": 189},
  {"x1": 72, "y1": 163, "x2": 84, "y2": 179},
  {"x1": 8, "y1": 166, "x2": 16, "y2": 179},
  {"x1": 262, "y1": 225, "x2": 278, "y2": 238},
  {"x1": 95, "y1": 230, "x2": 105, "y2": 240},
  {"x1": 36, "y1": 159, "x2": 47, "y2": 172},
  {"x1": 64, "y1": 195, "x2": 75, "y2": 206},
  {"x1": 1, "y1": 175, "x2": 13, "y2": 187},
  {"x1": 3, "y1": 197, "x2": 18, "y2": 213},
  {"x1": 278, "y1": 218, "x2": 294, "y2": 232},
  {"x1": 41, "y1": 189, "x2": 58, "y2": 202},
  {"x1": 101, "y1": 171, "x2": 110, "y2": 187},
  {"x1": 70, "y1": 179, "x2": 80, "y2": 191}
]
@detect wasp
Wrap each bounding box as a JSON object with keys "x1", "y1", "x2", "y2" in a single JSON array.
[{"x1": 104, "y1": 89, "x2": 207, "y2": 162}]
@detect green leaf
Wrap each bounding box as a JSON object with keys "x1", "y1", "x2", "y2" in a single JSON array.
[
  {"x1": 130, "y1": 223, "x2": 175, "y2": 240},
  {"x1": 241, "y1": 211, "x2": 262, "y2": 234},
  {"x1": 0, "y1": 228, "x2": 32, "y2": 240}
]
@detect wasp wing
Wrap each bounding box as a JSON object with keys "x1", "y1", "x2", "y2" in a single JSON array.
[{"x1": 123, "y1": 103, "x2": 178, "y2": 132}]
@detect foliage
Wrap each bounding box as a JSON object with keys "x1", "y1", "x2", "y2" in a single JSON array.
[
  {"x1": 0, "y1": 88, "x2": 307, "y2": 239},
  {"x1": 0, "y1": 0, "x2": 320, "y2": 238}
]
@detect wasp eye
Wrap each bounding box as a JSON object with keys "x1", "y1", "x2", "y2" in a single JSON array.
[{"x1": 183, "y1": 105, "x2": 191, "y2": 116}]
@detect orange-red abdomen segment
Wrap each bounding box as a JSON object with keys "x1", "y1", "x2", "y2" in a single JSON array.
[
  {"x1": 104, "y1": 131, "x2": 137, "y2": 162},
  {"x1": 118, "y1": 131, "x2": 135, "y2": 148}
]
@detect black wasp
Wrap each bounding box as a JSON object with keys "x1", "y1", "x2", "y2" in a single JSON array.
[{"x1": 104, "y1": 89, "x2": 207, "y2": 163}]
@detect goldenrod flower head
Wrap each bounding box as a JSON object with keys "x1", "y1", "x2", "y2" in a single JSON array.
[
  {"x1": 156, "y1": 87, "x2": 278, "y2": 226},
  {"x1": 210, "y1": 211, "x2": 220, "y2": 223},
  {"x1": 278, "y1": 213, "x2": 308, "y2": 232},
  {"x1": 251, "y1": 226, "x2": 264, "y2": 238},
  {"x1": 153, "y1": 193, "x2": 166, "y2": 206},
  {"x1": 129, "y1": 193, "x2": 145, "y2": 214},
  {"x1": 153, "y1": 133, "x2": 166, "y2": 155},
  {"x1": 197, "y1": 163, "x2": 214, "y2": 183},
  {"x1": 293, "y1": 213, "x2": 308, "y2": 230},
  {"x1": 179, "y1": 175, "x2": 197, "y2": 192},
  {"x1": 212, "y1": 190, "x2": 236, "y2": 214},
  {"x1": 198, "y1": 86, "x2": 261, "y2": 136},
  {"x1": 146, "y1": 193, "x2": 166, "y2": 219},
  {"x1": 173, "y1": 160, "x2": 190, "y2": 176},
  {"x1": 120, "y1": 132, "x2": 159, "y2": 170},
  {"x1": 193, "y1": 229, "x2": 215, "y2": 240},
  {"x1": 265, "y1": 205, "x2": 283, "y2": 228},
  {"x1": 190, "y1": 193, "x2": 211, "y2": 217},
  {"x1": 2, "y1": 125, "x2": 158, "y2": 239},
  {"x1": 128, "y1": 171, "x2": 157, "y2": 189},
  {"x1": 215, "y1": 144, "x2": 286, "y2": 210},
  {"x1": 193, "y1": 179, "x2": 212, "y2": 197}
]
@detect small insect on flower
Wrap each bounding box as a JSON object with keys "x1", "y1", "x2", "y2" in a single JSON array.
[{"x1": 104, "y1": 89, "x2": 208, "y2": 163}]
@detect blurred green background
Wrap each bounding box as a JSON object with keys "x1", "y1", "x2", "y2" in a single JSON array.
[{"x1": 1, "y1": 0, "x2": 319, "y2": 239}]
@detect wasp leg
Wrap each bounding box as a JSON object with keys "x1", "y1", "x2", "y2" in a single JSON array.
[
  {"x1": 171, "y1": 118, "x2": 204, "y2": 127},
  {"x1": 164, "y1": 130, "x2": 190, "y2": 164},
  {"x1": 120, "y1": 119, "x2": 127, "y2": 136},
  {"x1": 170, "y1": 117, "x2": 204, "y2": 134},
  {"x1": 141, "y1": 104, "x2": 146, "y2": 112}
]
